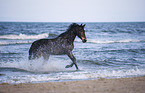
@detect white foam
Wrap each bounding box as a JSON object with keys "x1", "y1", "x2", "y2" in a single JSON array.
[
  {"x1": 0, "y1": 33, "x2": 49, "y2": 40},
  {"x1": 0, "y1": 41, "x2": 33, "y2": 45},
  {"x1": 1, "y1": 66, "x2": 145, "y2": 84},
  {"x1": 0, "y1": 56, "x2": 74, "y2": 73},
  {"x1": 1, "y1": 56, "x2": 145, "y2": 84},
  {"x1": 75, "y1": 39, "x2": 144, "y2": 44}
]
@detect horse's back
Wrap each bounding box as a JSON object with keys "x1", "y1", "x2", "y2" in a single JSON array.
[
  {"x1": 30, "y1": 39, "x2": 49, "y2": 50},
  {"x1": 29, "y1": 38, "x2": 56, "y2": 53}
]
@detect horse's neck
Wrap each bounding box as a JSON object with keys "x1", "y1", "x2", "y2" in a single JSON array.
[
  {"x1": 58, "y1": 30, "x2": 76, "y2": 43},
  {"x1": 68, "y1": 31, "x2": 76, "y2": 43}
]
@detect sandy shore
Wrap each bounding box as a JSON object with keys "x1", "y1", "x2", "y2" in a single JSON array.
[{"x1": 0, "y1": 76, "x2": 145, "y2": 93}]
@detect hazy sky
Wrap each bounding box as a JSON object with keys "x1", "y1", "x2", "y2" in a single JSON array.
[{"x1": 0, "y1": 0, "x2": 145, "y2": 22}]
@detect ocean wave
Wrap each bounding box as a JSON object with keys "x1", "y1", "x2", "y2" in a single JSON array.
[
  {"x1": 0, "y1": 33, "x2": 49, "y2": 40},
  {"x1": 0, "y1": 57, "x2": 145, "y2": 84},
  {"x1": 75, "y1": 39, "x2": 145, "y2": 44},
  {"x1": 1, "y1": 39, "x2": 144, "y2": 46},
  {"x1": 0, "y1": 41, "x2": 33, "y2": 45},
  {"x1": 0, "y1": 66, "x2": 145, "y2": 84}
]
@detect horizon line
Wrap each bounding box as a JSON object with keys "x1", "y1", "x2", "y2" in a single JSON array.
[{"x1": 0, "y1": 21, "x2": 145, "y2": 23}]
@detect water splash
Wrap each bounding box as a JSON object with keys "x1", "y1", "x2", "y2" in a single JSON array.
[
  {"x1": 75, "y1": 39, "x2": 145, "y2": 44},
  {"x1": 0, "y1": 56, "x2": 76, "y2": 73}
]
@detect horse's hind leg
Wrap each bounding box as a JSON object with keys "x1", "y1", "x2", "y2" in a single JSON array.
[
  {"x1": 29, "y1": 50, "x2": 42, "y2": 60},
  {"x1": 42, "y1": 54, "x2": 50, "y2": 65},
  {"x1": 30, "y1": 53, "x2": 40, "y2": 60}
]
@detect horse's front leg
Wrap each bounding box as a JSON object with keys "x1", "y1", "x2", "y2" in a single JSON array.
[{"x1": 66, "y1": 52, "x2": 79, "y2": 70}]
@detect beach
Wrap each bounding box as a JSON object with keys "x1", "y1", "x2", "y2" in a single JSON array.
[
  {"x1": 0, "y1": 76, "x2": 145, "y2": 93},
  {"x1": 0, "y1": 22, "x2": 145, "y2": 92}
]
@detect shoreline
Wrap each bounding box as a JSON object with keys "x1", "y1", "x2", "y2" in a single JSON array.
[{"x1": 0, "y1": 76, "x2": 145, "y2": 93}]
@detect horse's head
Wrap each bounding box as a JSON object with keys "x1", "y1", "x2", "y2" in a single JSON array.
[
  {"x1": 68, "y1": 23, "x2": 87, "y2": 43},
  {"x1": 75, "y1": 24, "x2": 87, "y2": 43}
]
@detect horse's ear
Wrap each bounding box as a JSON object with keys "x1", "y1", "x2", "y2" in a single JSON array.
[
  {"x1": 80, "y1": 24, "x2": 83, "y2": 27},
  {"x1": 83, "y1": 24, "x2": 86, "y2": 27}
]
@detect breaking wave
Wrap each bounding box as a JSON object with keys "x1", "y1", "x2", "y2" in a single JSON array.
[
  {"x1": 1, "y1": 59, "x2": 145, "y2": 84},
  {"x1": 0, "y1": 41, "x2": 33, "y2": 45},
  {"x1": 1, "y1": 39, "x2": 144, "y2": 46},
  {"x1": 0, "y1": 33, "x2": 49, "y2": 40},
  {"x1": 75, "y1": 39, "x2": 145, "y2": 44}
]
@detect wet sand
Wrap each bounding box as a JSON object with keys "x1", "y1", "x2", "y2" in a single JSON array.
[{"x1": 0, "y1": 76, "x2": 145, "y2": 93}]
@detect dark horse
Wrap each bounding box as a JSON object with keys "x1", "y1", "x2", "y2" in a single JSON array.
[{"x1": 29, "y1": 23, "x2": 87, "y2": 70}]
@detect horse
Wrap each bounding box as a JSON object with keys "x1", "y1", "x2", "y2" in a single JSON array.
[{"x1": 28, "y1": 23, "x2": 87, "y2": 70}]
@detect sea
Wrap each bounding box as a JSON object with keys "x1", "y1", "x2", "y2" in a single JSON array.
[{"x1": 0, "y1": 22, "x2": 145, "y2": 84}]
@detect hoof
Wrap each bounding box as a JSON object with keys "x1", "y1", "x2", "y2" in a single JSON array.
[
  {"x1": 76, "y1": 69, "x2": 81, "y2": 71},
  {"x1": 65, "y1": 65, "x2": 72, "y2": 68}
]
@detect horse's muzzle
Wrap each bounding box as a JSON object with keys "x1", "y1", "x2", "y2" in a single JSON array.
[
  {"x1": 82, "y1": 37, "x2": 87, "y2": 43},
  {"x1": 82, "y1": 39, "x2": 87, "y2": 43}
]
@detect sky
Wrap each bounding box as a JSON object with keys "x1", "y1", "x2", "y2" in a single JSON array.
[{"x1": 0, "y1": 0, "x2": 145, "y2": 22}]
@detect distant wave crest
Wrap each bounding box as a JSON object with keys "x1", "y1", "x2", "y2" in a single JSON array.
[
  {"x1": 0, "y1": 41, "x2": 33, "y2": 45},
  {"x1": 75, "y1": 39, "x2": 145, "y2": 44},
  {"x1": 0, "y1": 33, "x2": 49, "y2": 40}
]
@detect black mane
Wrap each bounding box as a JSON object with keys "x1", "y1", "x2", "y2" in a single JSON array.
[
  {"x1": 58, "y1": 23, "x2": 79, "y2": 37},
  {"x1": 67, "y1": 23, "x2": 79, "y2": 31}
]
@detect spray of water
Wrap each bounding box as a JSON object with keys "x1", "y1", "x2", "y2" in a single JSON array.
[{"x1": 0, "y1": 55, "x2": 76, "y2": 73}]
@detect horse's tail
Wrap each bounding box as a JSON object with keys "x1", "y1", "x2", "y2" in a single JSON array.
[
  {"x1": 29, "y1": 55, "x2": 32, "y2": 60},
  {"x1": 28, "y1": 42, "x2": 36, "y2": 60},
  {"x1": 29, "y1": 53, "x2": 32, "y2": 60},
  {"x1": 28, "y1": 41, "x2": 40, "y2": 60},
  {"x1": 28, "y1": 47, "x2": 33, "y2": 60}
]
